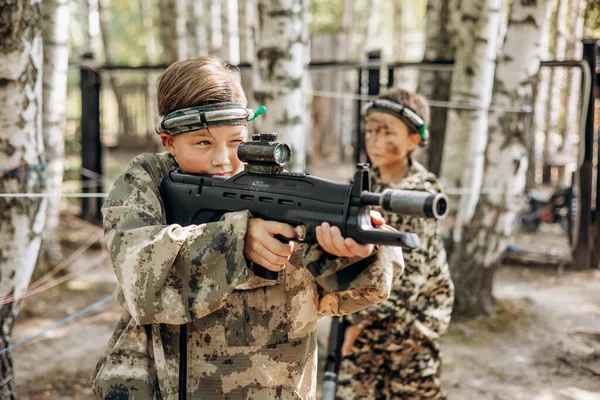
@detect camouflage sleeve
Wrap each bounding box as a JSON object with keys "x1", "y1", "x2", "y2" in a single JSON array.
[
  {"x1": 103, "y1": 159, "x2": 255, "y2": 326},
  {"x1": 344, "y1": 216, "x2": 437, "y2": 330},
  {"x1": 303, "y1": 243, "x2": 405, "y2": 316}
]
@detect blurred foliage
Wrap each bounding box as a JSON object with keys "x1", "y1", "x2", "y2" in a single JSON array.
[
  {"x1": 309, "y1": 0, "x2": 345, "y2": 33},
  {"x1": 584, "y1": 0, "x2": 600, "y2": 36}
]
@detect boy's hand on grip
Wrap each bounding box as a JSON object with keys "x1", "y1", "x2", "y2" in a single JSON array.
[
  {"x1": 245, "y1": 218, "x2": 296, "y2": 272},
  {"x1": 316, "y1": 222, "x2": 375, "y2": 258}
]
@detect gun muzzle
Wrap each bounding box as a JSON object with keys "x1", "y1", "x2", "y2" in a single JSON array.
[{"x1": 361, "y1": 189, "x2": 449, "y2": 219}]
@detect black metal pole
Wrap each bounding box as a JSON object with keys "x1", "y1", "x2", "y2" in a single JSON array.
[
  {"x1": 354, "y1": 67, "x2": 364, "y2": 165},
  {"x1": 80, "y1": 53, "x2": 103, "y2": 224},
  {"x1": 573, "y1": 40, "x2": 597, "y2": 269}
]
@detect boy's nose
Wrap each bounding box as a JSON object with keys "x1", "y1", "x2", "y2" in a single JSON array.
[{"x1": 212, "y1": 146, "x2": 231, "y2": 166}]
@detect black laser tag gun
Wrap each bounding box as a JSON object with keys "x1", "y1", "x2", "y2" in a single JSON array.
[{"x1": 160, "y1": 133, "x2": 448, "y2": 281}]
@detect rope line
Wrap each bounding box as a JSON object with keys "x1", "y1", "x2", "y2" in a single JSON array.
[
  {"x1": 0, "y1": 295, "x2": 112, "y2": 356},
  {"x1": 0, "y1": 251, "x2": 109, "y2": 305}
]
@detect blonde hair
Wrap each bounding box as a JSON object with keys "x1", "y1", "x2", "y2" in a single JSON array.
[
  {"x1": 157, "y1": 57, "x2": 247, "y2": 116},
  {"x1": 376, "y1": 88, "x2": 430, "y2": 125}
]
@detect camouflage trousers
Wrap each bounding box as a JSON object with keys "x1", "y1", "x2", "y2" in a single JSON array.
[{"x1": 336, "y1": 324, "x2": 446, "y2": 400}]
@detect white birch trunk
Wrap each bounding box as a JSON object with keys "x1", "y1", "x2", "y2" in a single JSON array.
[
  {"x1": 543, "y1": 0, "x2": 568, "y2": 181},
  {"x1": 529, "y1": 0, "x2": 554, "y2": 187},
  {"x1": 416, "y1": 0, "x2": 457, "y2": 174},
  {"x1": 221, "y1": 0, "x2": 240, "y2": 65},
  {"x1": 392, "y1": 1, "x2": 423, "y2": 91},
  {"x1": 252, "y1": 0, "x2": 309, "y2": 172},
  {"x1": 439, "y1": 0, "x2": 503, "y2": 243},
  {"x1": 562, "y1": 0, "x2": 586, "y2": 156},
  {"x1": 0, "y1": 1, "x2": 45, "y2": 395},
  {"x1": 451, "y1": 0, "x2": 548, "y2": 317},
  {"x1": 208, "y1": 0, "x2": 223, "y2": 56},
  {"x1": 187, "y1": 0, "x2": 208, "y2": 57},
  {"x1": 365, "y1": 0, "x2": 381, "y2": 52},
  {"x1": 37, "y1": 0, "x2": 70, "y2": 274}
]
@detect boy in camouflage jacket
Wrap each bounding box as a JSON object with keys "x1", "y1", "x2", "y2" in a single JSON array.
[
  {"x1": 91, "y1": 57, "x2": 404, "y2": 400},
  {"x1": 336, "y1": 88, "x2": 455, "y2": 399}
]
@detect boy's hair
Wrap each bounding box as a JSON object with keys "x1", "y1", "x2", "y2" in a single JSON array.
[
  {"x1": 376, "y1": 88, "x2": 430, "y2": 126},
  {"x1": 157, "y1": 57, "x2": 247, "y2": 116}
]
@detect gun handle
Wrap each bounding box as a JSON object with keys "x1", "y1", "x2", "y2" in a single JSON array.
[
  {"x1": 251, "y1": 263, "x2": 279, "y2": 280},
  {"x1": 250, "y1": 234, "x2": 293, "y2": 281}
]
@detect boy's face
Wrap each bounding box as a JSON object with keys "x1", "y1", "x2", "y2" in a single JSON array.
[
  {"x1": 365, "y1": 112, "x2": 420, "y2": 170},
  {"x1": 160, "y1": 125, "x2": 246, "y2": 176}
]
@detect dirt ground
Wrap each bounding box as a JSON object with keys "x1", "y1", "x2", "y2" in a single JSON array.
[{"x1": 10, "y1": 157, "x2": 600, "y2": 400}]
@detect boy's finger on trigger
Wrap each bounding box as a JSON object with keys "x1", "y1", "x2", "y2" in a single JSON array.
[
  {"x1": 369, "y1": 210, "x2": 385, "y2": 227},
  {"x1": 266, "y1": 221, "x2": 297, "y2": 239}
]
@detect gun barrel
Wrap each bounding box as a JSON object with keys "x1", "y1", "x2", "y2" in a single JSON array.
[{"x1": 361, "y1": 189, "x2": 449, "y2": 219}]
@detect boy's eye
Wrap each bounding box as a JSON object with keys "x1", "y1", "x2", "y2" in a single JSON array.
[
  {"x1": 230, "y1": 139, "x2": 243, "y2": 145},
  {"x1": 196, "y1": 140, "x2": 211, "y2": 146}
]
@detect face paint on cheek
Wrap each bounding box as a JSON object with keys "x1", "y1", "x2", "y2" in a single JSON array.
[{"x1": 385, "y1": 140, "x2": 400, "y2": 156}]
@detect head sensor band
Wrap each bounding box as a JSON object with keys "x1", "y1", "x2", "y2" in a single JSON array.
[
  {"x1": 157, "y1": 102, "x2": 266, "y2": 135},
  {"x1": 363, "y1": 99, "x2": 429, "y2": 146}
]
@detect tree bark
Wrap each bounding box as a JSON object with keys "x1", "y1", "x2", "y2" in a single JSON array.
[
  {"x1": 392, "y1": 0, "x2": 424, "y2": 92},
  {"x1": 562, "y1": 0, "x2": 586, "y2": 157},
  {"x1": 439, "y1": 0, "x2": 503, "y2": 245},
  {"x1": 0, "y1": 1, "x2": 45, "y2": 396},
  {"x1": 451, "y1": 0, "x2": 548, "y2": 318},
  {"x1": 35, "y1": 0, "x2": 71, "y2": 278},
  {"x1": 528, "y1": 0, "x2": 554, "y2": 188},
  {"x1": 416, "y1": 0, "x2": 457, "y2": 174},
  {"x1": 365, "y1": 0, "x2": 381, "y2": 52},
  {"x1": 208, "y1": 0, "x2": 223, "y2": 56},
  {"x1": 252, "y1": 0, "x2": 309, "y2": 172},
  {"x1": 187, "y1": 0, "x2": 207, "y2": 58},
  {"x1": 543, "y1": 0, "x2": 568, "y2": 183}
]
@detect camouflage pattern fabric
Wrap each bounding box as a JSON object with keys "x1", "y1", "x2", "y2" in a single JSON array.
[
  {"x1": 337, "y1": 160, "x2": 455, "y2": 400},
  {"x1": 91, "y1": 152, "x2": 405, "y2": 400}
]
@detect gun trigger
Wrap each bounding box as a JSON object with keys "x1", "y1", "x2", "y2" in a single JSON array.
[{"x1": 294, "y1": 225, "x2": 307, "y2": 241}]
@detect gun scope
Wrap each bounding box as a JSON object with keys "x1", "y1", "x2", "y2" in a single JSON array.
[
  {"x1": 238, "y1": 133, "x2": 291, "y2": 167},
  {"x1": 361, "y1": 189, "x2": 449, "y2": 219}
]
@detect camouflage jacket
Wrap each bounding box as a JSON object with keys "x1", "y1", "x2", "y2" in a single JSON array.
[
  {"x1": 346, "y1": 160, "x2": 454, "y2": 346},
  {"x1": 92, "y1": 152, "x2": 404, "y2": 400}
]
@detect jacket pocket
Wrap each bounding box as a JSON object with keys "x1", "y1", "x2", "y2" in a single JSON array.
[{"x1": 93, "y1": 319, "x2": 159, "y2": 399}]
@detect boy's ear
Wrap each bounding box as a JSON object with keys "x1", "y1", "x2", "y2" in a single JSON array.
[
  {"x1": 160, "y1": 133, "x2": 177, "y2": 156},
  {"x1": 409, "y1": 132, "x2": 421, "y2": 150}
]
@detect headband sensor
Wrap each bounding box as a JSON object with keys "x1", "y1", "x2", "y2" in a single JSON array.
[
  {"x1": 157, "y1": 102, "x2": 266, "y2": 135},
  {"x1": 363, "y1": 99, "x2": 429, "y2": 146}
]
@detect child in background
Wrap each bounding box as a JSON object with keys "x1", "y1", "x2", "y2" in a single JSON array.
[
  {"x1": 92, "y1": 57, "x2": 404, "y2": 400},
  {"x1": 336, "y1": 88, "x2": 455, "y2": 399}
]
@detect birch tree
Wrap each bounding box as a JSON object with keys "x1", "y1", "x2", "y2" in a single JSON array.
[
  {"x1": 187, "y1": 0, "x2": 207, "y2": 58},
  {"x1": 528, "y1": 0, "x2": 554, "y2": 187},
  {"x1": 543, "y1": 0, "x2": 568, "y2": 183},
  {"x1": 365, "y1": 0, "x2": 381, "y2": 52},
  {"x1": 439, "y1": 0, "x2": 503, "y2": 245},
  {"x1": 392, "y1": 1, "x2": 424, "y2": 92},
  {"x1": 417, "y1": 0, "x2": 457, "y2": 175},
  {"x1": 450, "y1": 0, "x2": 548, "y2": 317},
  {"x1": 221, "y1": 0, "x2": 240, "y2": 65},
  {"x1": 0, "y1": 1, "x2": 45, "y2": 396},
  {"x1": 208, "y1": 0, "x2": 223, "y2": 56},
  {"x1": 252, "y1": 0, "x2": 309, "y2": 171},
  {"x1": 36, "y1": 0, "x2": 71, "y2": 276},
  {"x1": 562, "y1": 0, "x2": 587, "y2": 156},
  {"x1": 239, "y1": 0, "x2": 256, "y2": 63}
]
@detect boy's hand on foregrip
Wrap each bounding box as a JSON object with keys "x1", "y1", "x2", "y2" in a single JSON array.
[
  {"x1": 316, "y1": 222, "x2": 375, "y2": 258},
  {"x1": 245, "y1": 218, "x2": 296, "y2": 272}
]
